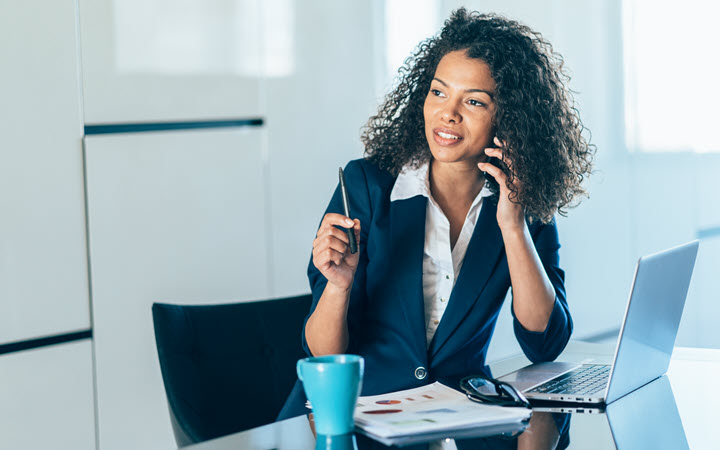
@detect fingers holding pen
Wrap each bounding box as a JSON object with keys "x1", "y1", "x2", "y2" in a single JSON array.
[
  {"x1": 316, "y1": 248, "x2": 346, "y2": 268},
  {"x1": 319, "y1": 214, "x2": 360, "y2": 243},
  {"x1": 318, "y1": 213, "x2": 355, "y2": 234},
  {"x1": 313, "y1": 239, "x2": 347, "y2": 274},
  {"x1": 313, "y1": 214, "x2": 361, "y2": 266},
  {"x1": 313, "y1": 233, "x2": 349, "y2": 258},
  {"x1": 315, "y1": 222, "x2": 350, "y2": 246}
]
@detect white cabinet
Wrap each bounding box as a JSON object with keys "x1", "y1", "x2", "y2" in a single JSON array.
[
  {"x1": 78, "y1": 0, "x2": 264, "y2": 123},
  {"x1": 85, "y1": 128, "x2": 270, "y2": 449},
  {"x1": 0, "y1": 341, "x2": 96, "y2": 450},
  {"x1": 0, "y1": 0, "x2": 90, "y2": 343}
]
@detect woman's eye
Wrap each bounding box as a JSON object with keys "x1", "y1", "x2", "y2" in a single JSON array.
[
  {"x1": 431, "y1": 89, "x2": 444, "y2": 97},
  {"x1": 468, "y1": 99, "x2": 485, "y2": 107}
]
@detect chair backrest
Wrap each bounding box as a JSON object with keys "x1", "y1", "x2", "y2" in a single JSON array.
[{"x1": 152, "y1": 294, "x2": 312, "y2": 446}]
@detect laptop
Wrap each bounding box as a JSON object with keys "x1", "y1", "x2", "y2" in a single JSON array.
[{"x1": 498, "y1": 240, "x2": 699, "y2": 405}]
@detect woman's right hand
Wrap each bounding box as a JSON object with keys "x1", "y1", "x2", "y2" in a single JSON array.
[{"x1": 312, "y1": 213, "x2": 361, "y2": 291}]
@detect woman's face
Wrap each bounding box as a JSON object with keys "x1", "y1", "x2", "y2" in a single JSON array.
[{"x1": 423, "y1": 50, "x2": 497, "y2": 167}]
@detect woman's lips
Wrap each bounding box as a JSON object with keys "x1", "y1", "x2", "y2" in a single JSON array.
[{"x1": 433, "y1": 128, "x2": 463, "y2": 146}]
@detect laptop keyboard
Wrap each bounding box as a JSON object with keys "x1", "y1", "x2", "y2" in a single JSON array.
[{"x1": 528, "y1": 364, "x2": 610, "y2": 396}]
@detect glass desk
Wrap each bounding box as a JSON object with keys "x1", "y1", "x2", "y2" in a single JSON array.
[{"x1": 186, "y1": 341, "x2": 718, "y2": 449}]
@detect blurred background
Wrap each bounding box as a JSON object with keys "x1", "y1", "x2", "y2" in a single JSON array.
[{"x1": 1, "y1": 0, "x2": 718, "y2": 448}]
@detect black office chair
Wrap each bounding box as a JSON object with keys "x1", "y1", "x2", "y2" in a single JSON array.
[{"x1": 152, "y1": 294, "x2": 312, "y2": 447}]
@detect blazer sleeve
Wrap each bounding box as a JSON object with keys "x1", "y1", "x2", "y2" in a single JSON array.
[
  {"x1": 301, "y1": 160, "x2": 372, "y2": 356},
  {"x1": 511, "y1": 218, "x2": 573, "y2": 362}
]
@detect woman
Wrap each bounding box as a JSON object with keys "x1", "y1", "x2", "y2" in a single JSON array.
[{"x1": 279, "y1": 8, "x2": 594, "y2": 422}]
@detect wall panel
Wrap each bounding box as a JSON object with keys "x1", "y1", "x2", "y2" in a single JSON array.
[
  {"x1": 85, "y1": 128, "x2": 269, "y2": 449},
  {"x1": 0, "y1": 0, "x2": 90, "y2": 344},
  {"x1": 0, "y1": 341, "x2": 96, "y2": 450}
]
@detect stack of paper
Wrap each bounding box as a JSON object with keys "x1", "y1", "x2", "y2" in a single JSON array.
[{"x1": 353, "y1": 382, "x2": 531, "y2": 446}]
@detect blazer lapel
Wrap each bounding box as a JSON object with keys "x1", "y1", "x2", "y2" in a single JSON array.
[
  {"x1": 428, "y1": 200, "x2": 504, "y2": 358},
  {"x1": 389, "y1": 195, "x2": 428, "y2": 358}
]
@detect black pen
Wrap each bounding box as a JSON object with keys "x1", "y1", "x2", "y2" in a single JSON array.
[{"x1": 338, "y1": 167, "x2": 358, "y2": 254}]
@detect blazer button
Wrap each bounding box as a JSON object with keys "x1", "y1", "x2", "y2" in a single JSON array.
[{"x1": 415, "y1": 367, "x2": 427, "y2": 380}]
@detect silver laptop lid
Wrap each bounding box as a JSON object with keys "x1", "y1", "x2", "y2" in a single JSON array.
[
  {"x1": 606, "y1": 376, "x2": 688, "y2": 449},
  {"x1": 605, "y1": 240, "x2": 699, "y2": 404}
]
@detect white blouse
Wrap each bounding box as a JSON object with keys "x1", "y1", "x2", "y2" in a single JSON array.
[{"x1": 390, "y1": 162, "x2": 493, "y2": 347}]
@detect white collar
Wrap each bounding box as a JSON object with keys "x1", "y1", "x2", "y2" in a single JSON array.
[{"x1": 390, "y1": 162, "x2": 494, "y2": 204}]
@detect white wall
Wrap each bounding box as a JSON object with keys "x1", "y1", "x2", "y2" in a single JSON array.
[
  {"x1": 264, "y1": 1, "x2": 381, "y2": 297},
  {"x1": 629, "y1": 154, "x2": 720, "y2": 349}
]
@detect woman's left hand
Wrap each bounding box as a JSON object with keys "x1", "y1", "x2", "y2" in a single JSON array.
[{"x1": 478, "y1": 137, "x2": 526, "y2": 232}]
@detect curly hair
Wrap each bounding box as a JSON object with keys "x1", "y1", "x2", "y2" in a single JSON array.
[{"x1": 361, "y1": 8, "x2": 595, "y2": 223}]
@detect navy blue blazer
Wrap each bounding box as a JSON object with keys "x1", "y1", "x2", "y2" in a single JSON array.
[{"x1": 277, "y1": 158, "x2": 572, "y2": 420}]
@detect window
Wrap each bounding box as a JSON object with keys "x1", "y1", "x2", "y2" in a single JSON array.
[
  {"x1": 384, "y1": 0, "x2": 439, "y2": 85},
  {"x1": 113, "y1": 0, "x2": 293, "y2": 77},
  {"x1": 623, "y1": 0, "x2": 720, "y2": 152}
]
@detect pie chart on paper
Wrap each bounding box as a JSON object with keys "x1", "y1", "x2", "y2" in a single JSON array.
[{"x1": 375, "y1": 399, "x2": 402, "y2": 405}]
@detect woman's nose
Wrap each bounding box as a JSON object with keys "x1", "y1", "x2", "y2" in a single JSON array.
[{"x1": 441, "y1": 101, "x2": 461, "y2": 123}]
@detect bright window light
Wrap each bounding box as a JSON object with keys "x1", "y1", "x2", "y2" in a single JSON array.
[
  {"x1": 623, "y1": 0, "x2": 720, "y2": 152},
  {"x1": 113, "y1": 0, "x2": 293, "y2": 77},
  {"x1": 385, "y1": 0, "x2": 440, "y2": 85}
]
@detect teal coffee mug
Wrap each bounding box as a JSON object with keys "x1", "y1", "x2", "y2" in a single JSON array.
[{"x1": 297, "y1": 354, "x2": 364, "y2": 436}]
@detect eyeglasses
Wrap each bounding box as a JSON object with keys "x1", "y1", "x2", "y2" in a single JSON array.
[{"x1": 460, "y1": 375, "x2": 531, "y2": 409}]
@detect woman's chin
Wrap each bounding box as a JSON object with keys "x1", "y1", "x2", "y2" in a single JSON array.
[
  {"x1": 430, "y1": 150, "x2": 480, "y2": 167},
  {"x1": 429, "y1": 147, "x2": 461, "y2": 163}
]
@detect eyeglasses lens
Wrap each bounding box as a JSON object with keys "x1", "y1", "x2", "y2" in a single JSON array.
[
  {"x1": 461, "y1": 376, "x2": 531, "y2": 408},
  {"x1": 468, "y1": 377, "x2": 500, "y2": 396}
]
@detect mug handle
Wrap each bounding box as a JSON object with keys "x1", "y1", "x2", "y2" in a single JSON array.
[{"x1": 296, "y1": 359, "x2": 304, "y2": 382}]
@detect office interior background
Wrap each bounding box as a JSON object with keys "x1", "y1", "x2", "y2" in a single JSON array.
[{"x1": 1, "y1": 0, "x2": 718, "y2": 448}]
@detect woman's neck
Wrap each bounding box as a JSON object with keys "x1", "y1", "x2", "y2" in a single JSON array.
[{"x1": 429, "y1": 159, "x2": 485, "y2": 207}]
